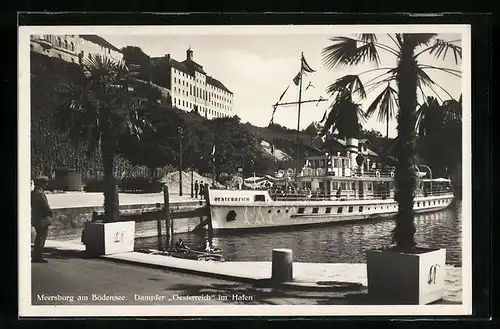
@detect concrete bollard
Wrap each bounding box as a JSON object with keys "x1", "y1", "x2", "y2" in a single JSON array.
[{"x1": 271, "y1": 248, "x2": 293, "y2": 282}]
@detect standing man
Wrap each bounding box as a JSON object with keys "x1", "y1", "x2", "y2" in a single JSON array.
[
  {"x1": 31, "y1": 176, "x2": 53, "y2": 263},
  {"x1": 194, "y1": 180, "x2": 199, "y2": 199},
  {"x1": 199, "y1": 182, "x2": 205, "y2": 201}
]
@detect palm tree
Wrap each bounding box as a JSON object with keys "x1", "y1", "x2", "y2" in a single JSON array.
[
  {"x1": 54, "y1": 54, "x2": 150, "y2": 222},
  {"x1": 322, "y1": 34, "x2": 462, "y2": 250},
  {"x1": 417, "y1": 95, "x2": 462, "y2": 179},
  {"x1": 319, "y1": 78, "x2": 366, "y2": 139}
]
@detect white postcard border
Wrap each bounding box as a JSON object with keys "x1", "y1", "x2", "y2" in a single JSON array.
[{"x1": 18, "y1": 24, "x2": 472, "y2": 317}]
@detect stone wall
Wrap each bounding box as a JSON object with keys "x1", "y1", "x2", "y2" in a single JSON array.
[{"x1": 31, "y1": 203, "x2": 205, "y2": 242}]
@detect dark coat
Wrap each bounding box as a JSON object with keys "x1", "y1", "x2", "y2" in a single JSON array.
[{"x1": 31, "y1": 187, "x2": 52, "y2": 224}]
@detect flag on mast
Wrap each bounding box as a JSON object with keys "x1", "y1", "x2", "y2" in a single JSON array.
[
  {"x1": 301, "y1": 54, "x2": 316, "y2": 73},
  {"x1": 293, "y1": 72, "x2": 301, "y2": 86}
]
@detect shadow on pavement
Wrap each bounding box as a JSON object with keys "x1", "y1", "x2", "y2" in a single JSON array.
[
  {"x1": 164, "y1": 282, "x2": 365, "y2": 305},
  {"x1": 40, "y1": 248, "x2": 93, "y2": 260}
]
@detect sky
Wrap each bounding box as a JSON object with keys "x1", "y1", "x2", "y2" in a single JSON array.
[{"x1": 104, "y1": 32, "x2": 462, "y2": 138}]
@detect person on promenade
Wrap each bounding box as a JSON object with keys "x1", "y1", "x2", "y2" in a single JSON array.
[
  {"x1": 204, "y1": 183, "x2": 209, "y2": 200},
  {"x1": 199, "y1": 183, "x2": 205, "y2": 200},
  {"x1": 194, "y1": 180, "x2": 199, "y2": 199},
  {"x1": 31, "y1": 176, "x2": 52, "y2": 263},
  {"x1": 335, "y1": 186, "x2": 342, "y2": 199}
]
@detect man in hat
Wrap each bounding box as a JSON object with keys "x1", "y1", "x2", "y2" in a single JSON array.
[
  {"x1": 194, "y1": 180, "x2": 199, "y2": 199},
  {"x1": 31, "y1": 176, "x2": 53, "y2": 263}
]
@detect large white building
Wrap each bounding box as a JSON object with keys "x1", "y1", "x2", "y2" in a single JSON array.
[
  {"x1": 30, "y1": 34, "x2": 123, "y2": 64},
  {"x1": 151, "y1": 47, "x2": 234, "y2": 119}
]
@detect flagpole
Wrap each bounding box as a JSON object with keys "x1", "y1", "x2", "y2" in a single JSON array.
[{"x1": 295, "y1": 53, "x2": 304, "y2": 181}]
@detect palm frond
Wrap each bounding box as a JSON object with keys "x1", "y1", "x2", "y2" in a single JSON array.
[
  {"x1": 365, "y1": 84, "x2": 398, "y2": 122},
  {"x1": 322, "y1": 37, "x2": 381, "y2": 70},
  {"x1": 415, "y1": 66, "x2": 435, "y2": 88},
  {"x1": 326, "y1": 75, "x2": 367, "y2": 99},
  {"x1": 355, "y1": 33, "x2": 378, "y2": 43},
  {"x1": 415, "y1": 38, "x2": 462, "y2": 64},
  {"x1": 408, "y1": 33, "x2": 437, "y2": 47}
]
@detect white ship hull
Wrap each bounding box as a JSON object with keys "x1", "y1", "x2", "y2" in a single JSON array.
[{"x1": 208, "y1": 189, "x2": 454, "y2": 232}]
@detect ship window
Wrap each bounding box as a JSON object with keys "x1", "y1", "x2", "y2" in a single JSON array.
[
  {"x1": 325, "y1": 207, "x2": 331, "y2": 214},
  {"x1": 351, "y1": 182, "x2": 355, "y2": 190},
  {"x1": 341, "y1": 182, "x2": 346, "y2": 189},
  {"x1": 312, "y1": 207, "x2": 319, "y2": 214},
  {"x1": 348, "y1": 206, "x2": 353, "y2": 213},
  {"x1": 268, "y1": 209, "x2": 272, "y2": 213},
  {"x1": 277, "y1": 209, "x2": 281, "y2": 213},
  {"x1": 298, "y1": 207, "x2": 305, "y2": 214},
  {"x1": 254, "y1": 195, "x2": 265, "y2": 202},
  {"x1": 417, "y1": 202, "x2": 420, "y2": 207},
  {"x1": 285, "y1": 209, "x2": 289, "y2": 213},
  {"x1": 359, "y1": 206, "x2": 363, "y2": 212},
  {"x1": 337, "y1": 207, "x2": 343, "y2": 214},
  {"x1": 368, "y1": 183, "x2": 373, "y2": 191},
  {"x1": 368, "y1": 207, "x2": 370, "y2": 210}
]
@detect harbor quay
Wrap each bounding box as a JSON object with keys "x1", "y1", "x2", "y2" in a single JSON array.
[
  {"x1": 35, "y1": 192, "x2": 206, "y2": 241},
  {"x1": 32, "y1": 240, "x2": 463, "y2": 305}
]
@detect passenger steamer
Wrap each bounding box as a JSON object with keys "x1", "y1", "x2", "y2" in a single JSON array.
[
  {"x1": 206, "y1": 53, "x2": 454, "y2": 232},
  {"x1": 207, "y1": 139, "x2": 454, "y2": 232}
]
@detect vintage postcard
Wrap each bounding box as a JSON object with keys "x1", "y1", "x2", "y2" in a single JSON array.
[{"x1": 18, "y1": 24, "x2": 472, "y2": 317}]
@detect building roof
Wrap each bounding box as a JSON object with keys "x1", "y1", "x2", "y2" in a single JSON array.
[
  {"x1": 206, "y1": 76, "x2": 232, "y2": 94},
  {"x1": 79, "y1": 35, "x2": 122, "y2": 53},
  {"x1": 152, "y1": 54, "x2": 233, "y2": 94},
  {"x1": 182, "y1": 58, "x2": 206, "y2": 75}
]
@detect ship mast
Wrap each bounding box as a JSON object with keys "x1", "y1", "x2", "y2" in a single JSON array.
[
  {"x1": 271, "y1": 53, "x2": 327, "y2": 183},
  {"x1": 295, "y1": 53, "x2": 304, "y2": 181}
]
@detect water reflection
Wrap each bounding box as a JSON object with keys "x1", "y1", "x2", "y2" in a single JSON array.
[{"x1": 136, "y1": 200, "x2": 462, "y2": 266}]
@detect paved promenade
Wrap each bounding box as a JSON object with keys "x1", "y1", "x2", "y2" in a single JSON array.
[
  {"x1": 40, "y1": 240, "x2": 463, "y2": 304},
  {"x1": 46, "y1": 192, "x2": 204, "y2": 209}
]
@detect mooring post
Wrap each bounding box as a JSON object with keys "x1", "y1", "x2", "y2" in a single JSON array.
[
  {"x1": 205, "y1": 187, "x2": 214, "y2": 242},
  {"x1": 156, "y1": 211, "x2": 162, "y2": 250},
  {"x1": 163, "y1": 184, "x2": 171, "y2": 247},
  {"x1": 271, "y1": 248, "x2": 293, "y2": 282}
]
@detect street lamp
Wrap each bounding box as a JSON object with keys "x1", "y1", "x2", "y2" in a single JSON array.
[{"x1": 178, "y1": 126, "x2": 183, "y2": 196}]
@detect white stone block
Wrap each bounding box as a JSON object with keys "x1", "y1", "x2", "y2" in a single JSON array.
[
  {"x1": 367, "y1": 248, "x2": 446, "y2": 305},
  {"x1": 84, "y1": 221, "x2": 135, "y2": 256}
]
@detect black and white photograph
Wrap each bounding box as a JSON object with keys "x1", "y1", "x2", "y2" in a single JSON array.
[{"x1": 18, "y1": 24, "x2": 471, "y2": 317}]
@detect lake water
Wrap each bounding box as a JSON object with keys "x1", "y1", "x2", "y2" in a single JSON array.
[{"x1": 136, "y1": 200, "x2": 462, "y2": 266}]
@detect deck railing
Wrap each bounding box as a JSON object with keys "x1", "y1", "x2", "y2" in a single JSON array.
[
  {"x1": 269, "y1": 188, "x2": 453, "y2": 202},
  {"x1": 300, "y1": 167, "x2": 395, "y2": 178}
]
